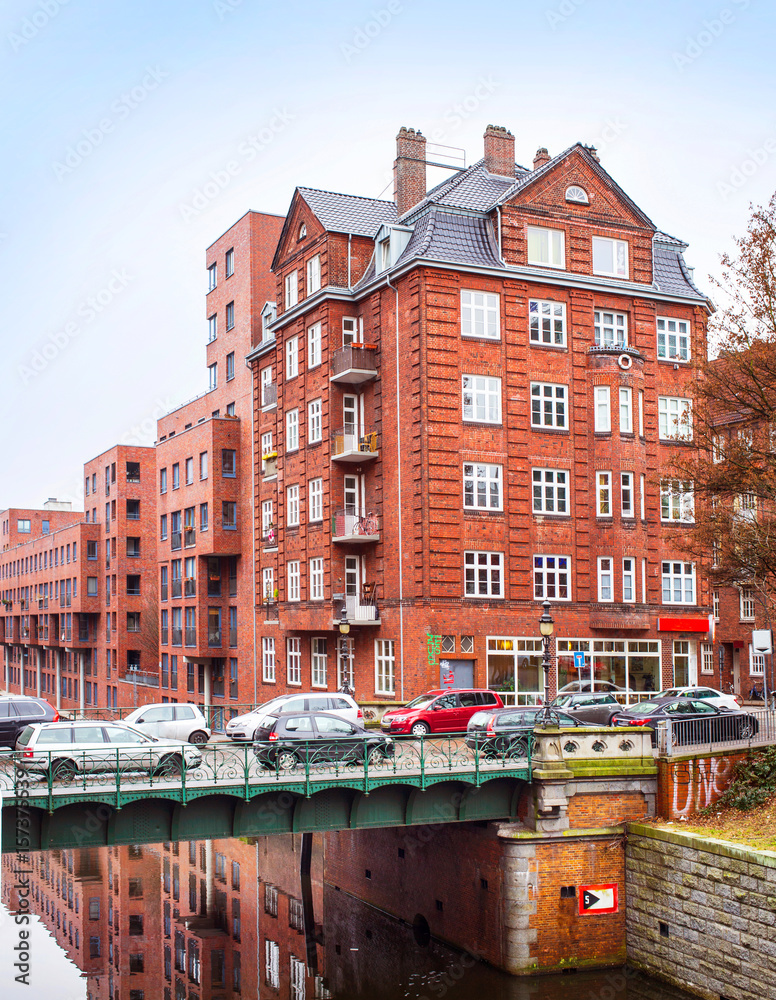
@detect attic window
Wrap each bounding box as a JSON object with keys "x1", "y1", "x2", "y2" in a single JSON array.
[
  {"x1": 379, "y1": 237, "x2": 391, "y2": 272},
  {"x1": 565, "y1": 185, "x2": 589, "y2": 205},
  {"x1": 298, "y1": 223, "x2": 307, "y2": 240}
]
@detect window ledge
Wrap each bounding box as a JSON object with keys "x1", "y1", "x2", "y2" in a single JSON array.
[
  {"x1": 529, "y1": 342, "x2": 568, "y2": 352},
  {"x1": 530, "y1": 426, "x2": 569, "y2": 434}
]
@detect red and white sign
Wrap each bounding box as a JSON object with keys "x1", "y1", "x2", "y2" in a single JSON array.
[{"x1": 579, "y1": 882, "x2": 618, "y2": 915}]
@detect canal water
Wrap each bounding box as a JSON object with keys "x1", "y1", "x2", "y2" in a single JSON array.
[{"x1": 0, "y1": 834, "x2": 697, "y2": 1000}]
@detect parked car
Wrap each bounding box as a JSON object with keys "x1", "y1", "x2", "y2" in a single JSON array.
[
  {"x1": 380, "y1": 689, "x2": 504, "y2": 737},
  {"x1": 226, "y1": 693, "x2": 362, "y2": 741},
  {"x1": 253, "y1": 712, "x2": 394, "y2": 769},
  {"x1": 0, "y1": 695, "x2": 58, "y2": 748},
  {"x1": 551, "y1": 692, "x2": 621, "y2": 725},
  {"x1": 655, "y1": 685, "x2": 742, "y2": 711},
  {"x1": 15, "y1": 721, "x2": 203, "y2": 779},
  {"x1": 611, "y1": 698, "x2": 758, "y2": 746},
  {"x1": 123, "y1": 703, "x2": 211, "y2": 745},
  {"x1": 465, "y1": 706, "x2": 594, "y2": 757},
  {"x1": 558, "y1": 681, "x2": 629, "y2": 695}
]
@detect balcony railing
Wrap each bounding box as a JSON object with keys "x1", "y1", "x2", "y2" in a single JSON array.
[
  {"x1": 184, "y1": 579, "x2": 196, "y2": 597},
  {"x1": 184, "y1": 528, "x2": 196, "y2": 547},
  {"x1": 161, "y1": 628, "x2": 169, "y2": 645},
  {"x1": 261, "y1": 382, "x2": 277, "y2": 408},
  {"x1": 59, "y1": 628, "x2": 72, "y2": 643},
  {"x1": 171, "y1": 580, "x2": 182, "y2": 599},
  {"x1": 263, "y1": 456, "x2": 277, "y2": 478},
  {"x1": 60, "y1": 595, "x2": 72, "y2": 608},
  {"x1": 171, "y1": 532, "x2": 182, "y2": 551},
  {"x1": 331, "y1": 428, "x2": 378, "y2": 463},
  {"x1": 343, "y1": 592, "x2": 380, "y2": 624},
  {"x1": 331, "y1": 344, "x2": 378, "y2": 385},
  {"x1": 209, "y1": 629, "x2": 222, "y2": 648},
  {"x1": 185, "y1": 628, "x2": 197, "y2": 646},
  {"x1": 331, "y1": 509, "x2": 380, "y2": 543},
  {"x1": 20, "y1": 599, "x2": 30, "y2": 611}
]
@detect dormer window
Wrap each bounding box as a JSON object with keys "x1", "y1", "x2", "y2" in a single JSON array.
[
  {"x1": 261, "y1": 302, "x2": 277, "y2": 342},
  {"x1": 379, "y1": 237, "x2": 391, "y2": 271},
  {"x1": 565, "y1": 185, "x2": 589, "y2": 204},
  {"x1": 375, "y1": 224, "x2": 413, "y2": 274},
  {"x1": 298, "y1": 223, "x2": 307, "y2": 240}
]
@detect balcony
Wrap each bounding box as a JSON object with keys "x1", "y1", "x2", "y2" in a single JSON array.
[
  {"x1": 263, "y1": 455, "x2": 277, "y2": 478},
  {"x1": 185, "y1": 628, "x2": 197, "y2": 646},
  {"x1": 184, "y1": 578, "x2": 196, "y2": 597},
  {"x1": 20, "y1": 599, "x2": 30, "y2": 611},
  {"x1": 184, "y1": 528, "x2": 196, "y2": 547},
  {"x1": 261, "y1": 382, "x2": 277, "y2": 408},
  {"x1": 171, "y1": 580, "x2": 183, "y2": 599},
  {"x1": 208, "y1": 629, "x2": 222, "y2": 648},
  {"x1": 171, "y1": 532, "x2": 182, "y2": 551},
  {"x1": 335, "y1": 592, "x2": 380, "y2": 625},
  {"x1": 59, "y1": 628, "x2": 72, "y2": 644},
  {"x1": 331, "y1": 344, "x2": 378, "y2": 386},
  {"x1": 331, "y1": 428, "x2": 378, "y2": 463},
  {"x1": 331, "y1": 509, "x2": 380, "y2": 544}
]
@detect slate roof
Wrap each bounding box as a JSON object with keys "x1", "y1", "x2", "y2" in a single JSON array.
[
  {"x1": 298, "y1": 187, "x2": 397, "y2": 237},
  {"x1": 402, "y1": 159, "x2": 528, "y2": 220},
  {"x1": 653, "y1": 241, "x2": 704, "y2": 299},
  {"x1": 394, "y1": 209, "x2": 503, "y2": 269}
]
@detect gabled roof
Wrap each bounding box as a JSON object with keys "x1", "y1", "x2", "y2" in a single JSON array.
[{"x1": 401, "y1": 159, "x2": 529, "y2": 221}]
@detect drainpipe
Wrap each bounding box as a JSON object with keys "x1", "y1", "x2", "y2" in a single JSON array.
[
  {"x1": 248, "y1": 355, "x2": 258, "y2": 706},
  {"x1": 496, "y1": 206, "x2": 503, "y2": 262},
  {"x1": 384, "y1": 272, "x2": 404, "y2": 702},
  {"x1": 347, "y1": 233, "x2": 353, "y2": 291}
]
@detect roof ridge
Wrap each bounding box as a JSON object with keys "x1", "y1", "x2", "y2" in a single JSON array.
[{"x1": 298, "y1": 185, "x2": 395, "y2": 207}]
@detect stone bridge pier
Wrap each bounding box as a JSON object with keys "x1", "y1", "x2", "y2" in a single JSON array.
[{"x1": 324, "y1": 727, "x2": 656, "y2": 976}]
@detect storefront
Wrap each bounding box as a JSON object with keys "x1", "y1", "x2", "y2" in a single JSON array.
[
  {"x1": 486, "y1": 637, "x2": 543, "y2": 703},
  {"x1": 556, "y1": 639, "x2": 661, "y2": 699}
]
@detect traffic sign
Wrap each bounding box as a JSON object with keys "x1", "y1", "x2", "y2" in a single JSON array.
[
  {"x1": 573, "y1": 651, "x2": 585, "y2": 672},
  {"x1": 579, "y1": 883, "x2": 618, "y2": 915}
]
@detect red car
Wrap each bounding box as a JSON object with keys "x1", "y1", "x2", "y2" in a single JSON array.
[{"x1": 380, "y1": 689, "x2": 504, "y2": 736}]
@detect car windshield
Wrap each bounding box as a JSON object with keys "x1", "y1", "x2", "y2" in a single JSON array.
[
  {"x1": 402, "y1": 695, "x2": 436, "y2": 710},
  {"x1": 627, "y1": 701, "x2": 662, "y2": 714},
  {"x1": 553, "y1": 695, "x2": 572, "y2": 707},
  {"x1": 469, "y1": 712, "x2": 490, "y2": 726}
]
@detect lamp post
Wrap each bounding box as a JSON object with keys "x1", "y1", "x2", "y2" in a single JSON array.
[
  {"x1": 538, "y1": 600, "x2": 556, "y2": 727},
  {"x1": 339, "y1": 605, "x2": 352, "y2": 695}
]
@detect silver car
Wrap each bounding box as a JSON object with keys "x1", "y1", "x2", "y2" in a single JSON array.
[
  {"x1": 122, "y1": 703, "x2": 211, "y2": 745},
  {"x1": 15, "y1": 721, "x2": 203, "y2": 780},
  {"x1": 226, "y1": 693, "x2": 362, "y2": 741}
]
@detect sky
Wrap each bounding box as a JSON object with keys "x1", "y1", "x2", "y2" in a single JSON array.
[{"x1": 1, "y1": 0, "x2": 774, "y2": 510}]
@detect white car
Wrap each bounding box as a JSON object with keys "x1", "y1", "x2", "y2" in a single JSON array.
[
  {"x1": 226, "y1": 693, "x2": 362, "y2": 741},
  {"x1": 122, "y1": 703, "x2": 211, "y2": 745},
  {"x1": 656, "y1": 686, "x2": 742, "y2": 712}
]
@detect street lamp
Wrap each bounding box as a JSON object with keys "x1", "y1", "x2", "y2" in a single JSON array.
[
  {"x1": 339, "y1": 605, "x2": 352, "y2": 695},
  {"x1": 538, "y1": 600, "x2": 556, "y2": 727}
]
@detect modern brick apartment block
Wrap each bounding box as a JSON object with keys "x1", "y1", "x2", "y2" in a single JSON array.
[
  {"x1": 155, "y1": 211, "x2": 283, "y2": 720},
  {"x1": 249, "y1": 125, "x2": 712, "y2": 706}
]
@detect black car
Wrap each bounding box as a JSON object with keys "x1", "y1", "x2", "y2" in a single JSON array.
[
  {"x1": 465, "y1": 706, "x2": 593, "y2": 757},
  {"x1": 611, "y1": 698, "x2": 759, "y2": 746},
  {"x1": 0, "y1": 695, "x2": 58, "y2": 748},
  {"x1": 254, "y1": 712, "x2": 394, "y2": 769}
]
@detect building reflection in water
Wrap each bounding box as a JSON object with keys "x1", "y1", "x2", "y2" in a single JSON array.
[{"x1": 3, "y1": 833, "x2": 695, "y2": 1000}]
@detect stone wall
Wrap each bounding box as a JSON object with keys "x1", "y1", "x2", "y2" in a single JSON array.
[{"x1": 626, "y1": 823, "x2": 776, "y2": 1000}]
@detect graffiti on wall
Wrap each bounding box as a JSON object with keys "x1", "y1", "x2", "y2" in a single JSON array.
[{"x1": 670, "y1": 754, "x2": 737, "y2": 818}]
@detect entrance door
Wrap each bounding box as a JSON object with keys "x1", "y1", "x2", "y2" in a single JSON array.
[{"x1": 733, "y1": 648, "x2": 741, "y2": 694}]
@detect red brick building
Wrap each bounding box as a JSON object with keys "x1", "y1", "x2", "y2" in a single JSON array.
[{"x1": 249, "y1": 125, "x2": 714, "y2": 706}]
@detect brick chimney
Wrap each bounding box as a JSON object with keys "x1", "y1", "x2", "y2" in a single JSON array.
[
  {"x1": 533, "y1": 147, "x2": 551, "y2": 170},
  {"x1": 483, "y1": 125, "x2": 515, "y2": 177},
  {"x1": 585, "y1": 145, "x2": 600, "y2": 162},
  {"x1": 394, "y1": 127, "x2": 426, "y2": 217}
]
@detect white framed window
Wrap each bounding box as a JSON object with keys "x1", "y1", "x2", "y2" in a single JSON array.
[
  {"x1": 619, "y1": 387, "x2": 633, "y2": 433},
  {"x1": 565, "y1": 185, "x2": 589, "y2": 204},
  {"x1": 638, "y1": 390, "x2": 644, "y2": 437},
  {"x1": 261, "y1": 431, "x2": 273, "y2": 468},
  {"x1": 597, "y1": 557, "x2": 613, "y2": 602},
  {"x1": 287, "y1": 485, "x2": 300, "y2": 527},
  {"x1": 740, "y1": 587, "x2": 755, "y2": 621},
  {"x1": 532, "y1": 468, "x2": 568, "y2": 514},
  {"x1": 225, "y1": 247, "x2": 234, "y2": 277},
  {"x1": 375, "y1": 639, "x2": 395, "y2": 696},
  {"x1": 285, "y1": 271, "x2": 298, "y2": 309},
  {"x1": 658, "y1": 397, "x2": 692, "y2": 441},
  {"x1": 621, "y1": 472, "x2": 634, "y2": 518},
  {"x1": 262, "y1": 636, "x2": 275, "y2": 683},
  {"x1": 660, "y1": 481, "x2": 694, "y2": 522},
  {"x1": 309, "y1": 558, "x2": 324, "y2": 601},
  {"x1": 287, "y1": 561, "x2": 300, "y2": 602},
  {"x1": 712, "y1": 433, "x2": 725, "y2": 463},
  {"x1": 208, "y1": 315, "x2": 217, "y2": 343},
  {"x1": 735, "y1": 493, "x2": 757, "y2": 522},
  {"x1": 527, "y1": 225, "x2": 565, "y2": 268},
  {"x1": 533, "y1": 555, "x2": 570, "y2": 601},
  {"x1": 713, "y1": 589, "x2": 720, "y2": 621},
  {"x1": 208, "y1": 363, "x2": 217, "y2": 391},
  {"x1": 260, "y1": 366, "x2": 274, "y2": 407},
  {"x1": 308, "y1": 399, "x2": 322, "y2": 444},
  {"x1": 640, "y1": 473, "x2": 646, "y2": 520},
  {"x1": 311, "y1": 637, "x2": 327, "y2": 687},
  {"x1": 208, "y1": 263, "x2": 217, "y2": 291},
  {"x1": 463, "y1": 463, "x2": 503, "y2": 511},
  {"x1": 594, "y1": 385, "x2": 611, "y2": 432},
  {"x1": 596, "y1": 471, "x2": 612, "y2": 517},
  {"x1": 306, "y1": 255, "x2": 321, "y2": 295},
  {"x1": 265, "y1": 940, "x2": 280, "y2": 988},
  {"x1": 287, "y1": 637, "x2": 301, "y2": 686},
  {"x1": 307, "y1": 322, "x2": 322, "y2": 368},
  {"x1": 460, "y1": 290, "x2": 500, "y2": 340},
  {"x1": 309, "y1": 478, "x2": 323, "y2": 522},
  {"x1": 286, "y1": 336, "x2": 299, "y2": 380},
  {"x1": 661, "y1": 561, "x2": 696, "y2": 605},
  {"x1": 462, "y1": 375, "x2": 501, "y2": 423},
  {"x1": 592, "y1": 237, "x2": 628, "y2": 277},
  {"x1": 262, "y1": 566, "x2": 274, "y2": 603},
  {"x1": 262, "y1": 500, "x2": 273, "y2": 534},
  {"x1": 529, "y1": 299, "x2": 566, "y2": 347},
  {"x1": 594, "y1": 310, "x2": 628, "y2": 348},
  {"x1": 464, "y1": 551, "x2": 504, "y2": 598},
  {"x1": 622, "y1": 558, "x2": 635, "y2": 603},
  {"x1": 342, "y1": 316, "x2": 362, "y2": 345},
  {"x1": 286, "y1": 409, "x2": 299, "y2": 452},
  {"x1": 530, "y1": 382, "x2": 567, "y2": 429},
  {"x1": 701, "y1": 642, "x2": 714, "y2": 674},
  {"x1": 750, "y1": 645, "x2": 765, "y2": 676},
  {"x1": 657, "y1": 317, "x2": 691, "y2": 362}
]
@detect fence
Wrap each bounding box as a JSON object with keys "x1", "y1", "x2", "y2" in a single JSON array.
[{"x1": 656, "y1": 708, "x2": 776, "y2": 755}]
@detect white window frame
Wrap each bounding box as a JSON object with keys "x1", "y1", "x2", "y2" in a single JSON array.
[
  {"x1": 309, "y1": 478, "x2": 323, "y2": 522},
  {"x1": 311, "y1": 637, "x2": 327, "y2": 687},
  {"x1": 309, "y1": 558, "x2": 324, "y2": 601},
  {"x1": 462, "y1": 375, "x2": 502, "y2": 424},
  {"x1": 286, "y1": 409, "x2": 299, "y2": 452},
  {"x1": 596, "y1": 471, "x2": 612, "y2": 517},
  {"x1": 621, "y1": 472, "x2": 634, "y2": 518},
  {"x1": 287, "y1": 637, "x2": 301, "y2": 686},
  {"x1": 660, "y1": 481, "x2": 694, "y2": 522},
  {"x1": 622, "y1": 557, "x2": 635, "y2": 603},
  {"x1": 285, "y1": 271, "x2": 298, "y2": 309},
  {"x1": 533, "y1": 554, "x2": 571, "y2": 601},
  {"x1": 740, "y1": 587, "x2": 755, "y2": 621},
  {"x1": 342, "y1": 316, "x2": 362, "y2": 346},
  {"x1": 750, "y1": 645, "x2": 765, "y2": 676},
  {"x1": 713, "y1": 589, "x2": 720, "y2": 621},
  {"x1": 286, "y1": 336, "x2": 299, "y2": 380},
  {"x1": 701, "y1": 642, "x2": 714, "y2": 675},
  {"x1": 657, "y1": 317, "x2": 691, "y2": 362},
  {"x1": 208, "y1": 363, "x2": 217, "y2": 391},
  {"x1": 308, "y1": 399, "x2": 322, "y2": 444},
  {"x1": 375, "y1": 639, "x2": 396, "y2": 696},
  {"x1": 594, "y1": 310, "x2": 628, "y2": 349},
  {"x1": 307, "y1": 322, "x2": 321, "y2": 369},
  {"x1": 208, "y1": 315, "x2": 217, "y2": 343},
  {"x1": 597, "y1": 557, "x2": 614, "y2": 603},
  {"x1": 532, "y1": 468, "x2": 568, "y2": 515},
  {"x1": 262, "y1": 636, "x2": 275, "y2": 683},
  {"x1": 661, "y1": 561, "x2": 696, "y2": 605},
  {"x1": 464, "y1": 551, "x2": 504, "y2": 599},
  {"x1": 530, "y1": 382, "x2": 567, "y2": 429},
  {"x1": 287, "y1": 561, "x2": 300, "y2": 602},
  {"x1": 287, "y1": 485, "x2": 300, "y2": 527},
  {"x1": 619, "y1": 386, "x2": 633, "y2": 433},
  {"x1": 529, "y1": 299, "x2": 566, "y2": 347},
  {"x1": 306, "y1": 255, "x2": 321, "y2": 295},
  {"x1": 460, "y1": 290, "x2": 500, "y2": 340},
  {"x1": 463, "y1": 463, "x2": 503, "y2": 511},
  {"x1": 208, "y1": 263, "x2": 217, "y2": 291},
  {"x1": 592, "y1": 237, "x2": 628, "y2": 277},
  {"x1": 658, "y1": 397, "x2": 693, "y2": 441},
  {"x1": 527, "y1": 225, "x2": 565, "y2": 268},
  {"x1": 594, "y1": 385, "x2": 611, "y2": 432},
  {"x1": 262, "y1": 500, "x2": 273, "y2": 534}
]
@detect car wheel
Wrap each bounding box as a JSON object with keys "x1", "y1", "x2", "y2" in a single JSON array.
[
  {"x1": 154, "y1": 754, "x2": 182, "y2": 778},
  {"x1": 738, "y1": 718, "x2": 756, "y2": 739},
  {"x1": 411, "y1": 722, "x2": 430, "y2": 737},
  {"x1": 365, "y1": 744, "x2": 385, "y2": 765},
  {"x1": 189, "y1": 730, "x2": 209, "y2": 746},
  {"x1": 51, "y1": 759, "x2": 77, "y2": 783},
  {"x1": 276, "y1": 750, "x2": 300, "y2": 770}
]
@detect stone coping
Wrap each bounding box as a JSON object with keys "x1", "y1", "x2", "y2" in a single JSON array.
[
  {"x1": 498, "y1": 823, "x2": 627, "y2": 842},
  {"x1": 627, "y1": 821, "x2": 776, "y2": 867}
]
